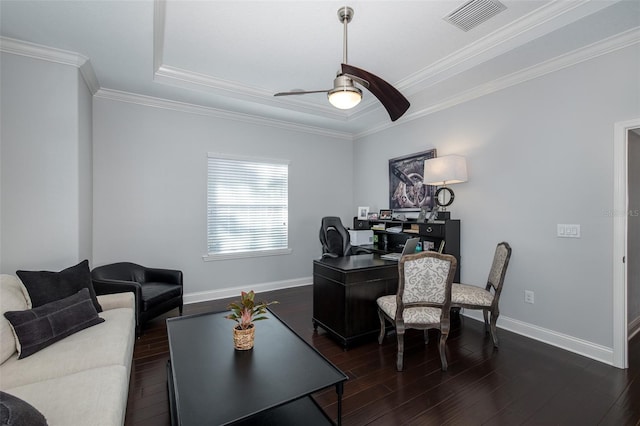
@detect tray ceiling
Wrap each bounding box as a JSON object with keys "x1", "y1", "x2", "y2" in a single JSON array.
[{"x1": 1, "y1": 0, "x2": 638, "y2": 137}]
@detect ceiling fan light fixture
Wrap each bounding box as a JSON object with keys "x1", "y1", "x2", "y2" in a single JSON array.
[
  {"x1": 327, "y1": 75, "x2": 362, "y2": 109},
  {"x1": 328, "y1": 87, "x2": 362, "y2": 109}
]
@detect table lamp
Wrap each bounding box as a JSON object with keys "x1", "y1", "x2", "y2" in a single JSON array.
[{"x1": 423, "y1": 155, "x2": 468, "y2": 220}]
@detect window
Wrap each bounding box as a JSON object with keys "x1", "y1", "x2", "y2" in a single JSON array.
[{"x1": 205, "y1": 153, "x2": 290, "y2": 260}]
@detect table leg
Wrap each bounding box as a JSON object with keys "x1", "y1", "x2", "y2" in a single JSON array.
[{"x1": 336, "y1": 381, "x2": 344, "y2": 426}]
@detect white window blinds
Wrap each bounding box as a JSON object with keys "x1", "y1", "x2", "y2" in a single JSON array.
[{"x1": 206, "y1": 154, "x2": 289, "y2": 259}]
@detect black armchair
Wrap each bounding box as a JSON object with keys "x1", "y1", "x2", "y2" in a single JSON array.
[{"x1": 91, "y1": 262, "x2": 183, "y2": 335}]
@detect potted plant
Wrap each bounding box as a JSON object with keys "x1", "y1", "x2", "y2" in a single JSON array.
[{"x1": 225, "y1": 290, "x2": 278, "y2": 350}]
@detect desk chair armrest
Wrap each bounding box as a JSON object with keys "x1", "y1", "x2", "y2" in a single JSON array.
[
  {"x1": 352, "y1": 246, "x2": 371, "y2": 255},
  {"x1": 321, "y1": 253, "x2": 339, "y2": 259}
]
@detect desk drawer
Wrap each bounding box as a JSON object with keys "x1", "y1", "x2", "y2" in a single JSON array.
[{"x1": 419, "y1": 224, "x2": 445, "y2": 237}]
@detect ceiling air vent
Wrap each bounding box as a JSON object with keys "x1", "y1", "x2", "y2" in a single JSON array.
[{"x1": 444, "y1": 0, "x2": 507, "y2": 32}]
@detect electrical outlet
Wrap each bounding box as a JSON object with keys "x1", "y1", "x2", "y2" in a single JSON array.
[{"x1": 524, "y1": 290, "x2": 535, "y2": 304}]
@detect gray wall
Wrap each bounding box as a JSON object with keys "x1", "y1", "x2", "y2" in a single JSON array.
[
  {"x1": 92, "y1": 98, "x2": 353, "y2": 299},
  {"x1": 353, "y1": 45, "x2": 639, "y2": 349},
  {"x1": 0, "y1": 53, "x2": 93, "y2": 273},
  {"x1": 629, "y1": 130, "x2": 640, "y2": 330},
  {"x1": 1, "y1": 37, "x2": 639, "y2": 360}
]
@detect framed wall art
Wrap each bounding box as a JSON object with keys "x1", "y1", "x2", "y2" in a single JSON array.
[{"x1": 389, "y1": 149, "x2": 437, "y2": 211}]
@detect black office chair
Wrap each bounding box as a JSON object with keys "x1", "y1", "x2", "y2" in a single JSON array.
[{"x1": 319, "y1": 216, "x2": 369, "y2": 258}]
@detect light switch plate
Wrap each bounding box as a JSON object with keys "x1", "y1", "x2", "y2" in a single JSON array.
[{"x1": 557, "y1": 224, "x2": 581, "y2": 238}]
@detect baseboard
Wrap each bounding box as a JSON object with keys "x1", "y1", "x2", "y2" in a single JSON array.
[
  {"x1": 629, "y1": 315, "x2": 640, "y2": 340},
  {"x1": 183, "y1": 277, "x2": 313, "y2": 305},
  {"x1": 186, "y1": 281, "x2": 618, "y2": 365},
  {"x1": 461, "y1": 310, "x2": 614, "y2": 366}
]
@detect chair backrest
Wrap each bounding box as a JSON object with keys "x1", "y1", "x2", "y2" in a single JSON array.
[
  {"x1": 487, "y1": 242, "x2": 512, "y2": 294},
  {"x1": 397, "y1": 251, "x2": 457, "y2": 312},
  {"x1": 319, "y1": 216, "x2": 354, "y2": 257},
  {"x1": 91, "y1": 262, "x2": 146, "y2": 283}
]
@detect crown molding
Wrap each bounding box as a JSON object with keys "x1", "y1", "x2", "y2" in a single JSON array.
[
  {"x1": 94, "y1": 88, "x2": 353, "y2": 141},
  {"x1": 153, "y1": 0, "x2": 166, "y2": 73},
  {"x1": 0, "y1": 36, "x2": 99, "y2": 94},
  {"x1": 151, "y1": 0, "x2": 354, "y2": 121},
  {"x1": 398, "y1": 0, "x2": 618, "y2": 93},
  {"x1": 355, "y1": 27, "x2": 640, "y2": 140},
  {"x1": 154, "y1": 64, "x2": 348, "y2": 121}
]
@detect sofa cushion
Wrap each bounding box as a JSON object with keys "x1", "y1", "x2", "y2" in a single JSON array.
[
  {"x1": 0, "y1": 276, "x2": 31, "y2": 364},
  {"x1": 0, "y1": 306, "x2": 135, "y2": 389},
  {"x1": 0, "y1": 391, "x2": 48, "y2": 426},
  {"x1": 17, "y1": 260, "x2": 102, "y2": 313},
  {"x1": 4, "y1": 289, "x2": 104, "y2": 359},
  {"x1": 4, "y1": 365, "x2": 128, "y2": 426}
]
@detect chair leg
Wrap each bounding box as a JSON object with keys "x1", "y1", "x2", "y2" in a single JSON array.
[
  {"x1": 489, "y1": 308, "x2": 500, "y2": 348},
  {"x1": 179, "y1": 304, "x2": 183, "y2": 316},
  {"x1": 396, "y1": 327, "x2": 405, "y2": 372},
  {"x1": 377, "y1": 309, "x2": 386, "y2": 345},
  {"x1": 483, "y1": 309, "x2": 490, "y2": 334},
  {"x1": 438, "y1": 331, "x2": 449, "y2": 371}
]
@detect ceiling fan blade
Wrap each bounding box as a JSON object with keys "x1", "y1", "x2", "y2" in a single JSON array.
[
  {"x1": 274, "y1": 89, "x2": 330, "y2": 97},
  {"x1": 341, "y1": 64, "x2": 410, "y2": 121}
]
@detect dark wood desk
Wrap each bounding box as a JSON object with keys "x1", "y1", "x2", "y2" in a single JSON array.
[{"x1": 312, "y1": 254, "x2": 399, "y2": 348}]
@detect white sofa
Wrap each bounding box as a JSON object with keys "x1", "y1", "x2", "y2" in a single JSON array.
[{"x1": 0, "y1": 274, "x2": 136, "y2": 426}]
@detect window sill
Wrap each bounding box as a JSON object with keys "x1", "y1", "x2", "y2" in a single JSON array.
[{"x1": 202, "y1": 248, "x2": 293, "y2": 262}]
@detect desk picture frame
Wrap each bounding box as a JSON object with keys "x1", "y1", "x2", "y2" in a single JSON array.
[
  {"x1": 357, "y1": 206, "x2": 370, "y2": 220},
  {"x1": 379, "y1": 209, "x2": 393, "y2": 220}
]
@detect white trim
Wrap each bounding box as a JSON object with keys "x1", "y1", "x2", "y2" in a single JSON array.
[
  {"x1": 207, "y1": 151, "x2": 290, "y2": 165},
  {"x1": 202, "y1": 248, "x2": 293, "y2": 262},
  {"x1": 613, "y1": 118, "x2": 640, "y2": 368},
  {"x1": 94, "y1": 88, "x2": 353, "y2": 141},
  {"x1": 462, "y1": 311, "x2": 614, "y2": 366},
  {"x1": 154, "y1": 64, "x2": 348, "y2": 121},
  {"x1": 355, "y1": 28, "x2": 640, "y2": 139},
  {"x1": 183, "y1": 277, "x2": 311, "y2": 305},
  {"x1": 153, "y1": 0, "x2": 166, "y2": 74},
  {"x1": 399, "y1": 0, "x2": 613, "y2": 92},
  {"x1": 0, "y1": 36, "x2": 99, "y2": 94}
]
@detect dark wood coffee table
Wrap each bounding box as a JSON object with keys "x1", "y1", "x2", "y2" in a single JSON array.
[{"x1": 166, "y1": 309, "x2": 348, "y2": 425}]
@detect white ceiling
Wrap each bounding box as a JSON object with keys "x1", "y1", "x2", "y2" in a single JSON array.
[{"x1": 1, "y1": 1, "x2": 638, "y2": 137}]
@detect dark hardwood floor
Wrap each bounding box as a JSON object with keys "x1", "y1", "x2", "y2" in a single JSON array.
[{"x1": 125, "y1": 285, "x2": 640, "y2": 426}]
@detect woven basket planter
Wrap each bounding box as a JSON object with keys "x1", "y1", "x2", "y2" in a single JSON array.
[{"x1": 233, "y1": 325, "x2": 255, "y2": 350}]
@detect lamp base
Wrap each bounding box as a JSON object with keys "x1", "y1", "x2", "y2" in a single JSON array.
[{"x1": 436, "y1": 211, "x2": 451, "y2": 220}]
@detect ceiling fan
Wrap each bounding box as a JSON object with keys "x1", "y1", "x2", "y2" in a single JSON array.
[{"x1": 274, "y1": 6, "x2": 410, "y2": 122}]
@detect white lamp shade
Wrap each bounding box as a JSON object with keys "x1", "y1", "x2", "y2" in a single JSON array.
[{"x1": 423, "y1": 155, "x2": 468, "y2": 186}]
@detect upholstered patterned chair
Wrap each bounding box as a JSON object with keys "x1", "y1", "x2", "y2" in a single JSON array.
[
  {"x1": 451, "y1": 242, "x2": 512, "y2": 347},
  {"x1": 377, "y1": 251, "x2": 457, "y2": 371}
]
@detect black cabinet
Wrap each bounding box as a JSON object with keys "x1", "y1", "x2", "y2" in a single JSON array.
[{"x1": 353, "y1": 218, "x2": 461, "y2": 282}]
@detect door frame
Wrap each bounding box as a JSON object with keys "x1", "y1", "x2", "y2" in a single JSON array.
[{"x1": 613, "y1": 118, "x2": 640, "y2": 369}]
